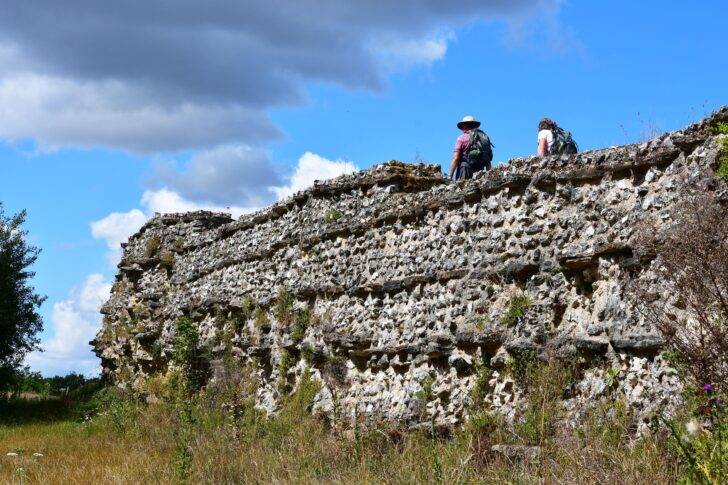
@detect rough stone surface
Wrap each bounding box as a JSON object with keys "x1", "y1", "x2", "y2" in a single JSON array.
[{"x1": 94, "y1": 107, "x2": 728, "y2": 427}]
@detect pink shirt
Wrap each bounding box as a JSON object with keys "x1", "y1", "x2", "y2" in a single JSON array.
[{"x1": 453, "y1": 132, "x2": 471, "y2": 159}]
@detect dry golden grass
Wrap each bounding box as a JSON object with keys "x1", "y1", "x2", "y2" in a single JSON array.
[{"x1": 0, "y1": 369, "x2": 683, "y2": 485}]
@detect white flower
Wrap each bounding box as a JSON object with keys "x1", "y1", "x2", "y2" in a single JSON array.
[
  {"x1": 6, "y1": 452, "x2": 18, "y2": 457},
  {"x1": 686, "y1": 420, "x2": 701, "y2": 435},
  {"x1": 33, "y1": 453, "x2": 44, "y2": 457}
]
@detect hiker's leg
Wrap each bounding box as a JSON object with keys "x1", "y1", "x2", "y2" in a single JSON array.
[{"x1": 457, "y1": 164, "x2": 473, "y2": 180}]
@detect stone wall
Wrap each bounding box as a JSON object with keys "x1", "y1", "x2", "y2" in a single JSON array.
[{"x1": 94, "y1": 107, "x2": 728, "y2": 427}]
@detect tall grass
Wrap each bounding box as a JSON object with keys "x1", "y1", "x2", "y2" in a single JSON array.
[{"x1": 0, "y1": 362, "x2": 682, "y2": 484}]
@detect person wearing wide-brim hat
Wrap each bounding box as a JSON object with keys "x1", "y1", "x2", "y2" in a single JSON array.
[{"x1": 449, "y1": 115, "x2": 493, "y2": 180}]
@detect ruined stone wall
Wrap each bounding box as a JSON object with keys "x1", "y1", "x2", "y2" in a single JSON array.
[{"x1": 95, "y1": 107, "x2": 728, "y2": 427}]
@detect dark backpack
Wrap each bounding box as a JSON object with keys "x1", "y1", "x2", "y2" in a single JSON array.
[
  {"x1": 549, "y1": 126, "x2": 578, "y2": 155},
  {"x1": 465, "y1": 129, "x2": 494, "y2": 171}
]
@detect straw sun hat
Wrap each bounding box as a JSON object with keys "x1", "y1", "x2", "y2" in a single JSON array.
[{"x1": 457, "y1": 115, "x2": 481, "y2": 130}]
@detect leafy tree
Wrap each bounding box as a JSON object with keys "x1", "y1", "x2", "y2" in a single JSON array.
[{"x1": 0, "y1": 203, "x2": 45, "y2": 376}]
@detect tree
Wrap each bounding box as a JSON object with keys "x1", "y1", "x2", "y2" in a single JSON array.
[{"x1": 0, "y1": 203, "x2": 45, "y2": 374}]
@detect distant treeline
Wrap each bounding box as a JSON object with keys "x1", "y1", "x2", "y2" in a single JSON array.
[{"x1": 0, "y1": 368, "x2": 100, "y2": 397}]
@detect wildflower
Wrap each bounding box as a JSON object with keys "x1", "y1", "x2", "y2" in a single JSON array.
[
  {"x1": 33, "y1": 453, "x2": 43, "y2": 457},
  {"x1": 686, "y1": 420, "x2": 701, "y2": 435},
  {"x1": 703, "y1": 384, "x2": 713, "y2": 392},
  {"x1": 6, "y1": 452, "x2": 18, "y2": 457},
  {"x1": 717, "y1": 398, "x2": 725, "y2": 406}
]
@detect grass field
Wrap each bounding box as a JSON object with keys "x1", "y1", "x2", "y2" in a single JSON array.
[{"x1": 0, "y1": 372, "x2": 683, "y2": 485}]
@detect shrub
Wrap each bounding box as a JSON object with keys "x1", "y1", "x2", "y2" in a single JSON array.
[
  {"x1": 144, "y1": 235, "x2": 161, "y2": 258},
  {"x1": 712, "y1": 121, "x2": 728, "y2": 182},
  {"x1": 290, "y1": 306, "x2": 311, "y2": 344},
  {"x1": 172, "y1": 317, "x2": 210, "y2": 393},
  {"x1": 469, "y1": 362, "x2": 493, "y2": 410},
  {"x1": 629, "y1": 193, "x2": 728, "y2": 388},
  {"x1": 277, "y1": 349, "x2": 297, "y2": 394},
  {"x1": 322, "y1": 207, "x2": 341, "y2": 224},
  {"x1": 274, "y1": 286, "x2": 294, "y2": 326},
  {"x1": 500, "y1": 294, "x2": 531, "y2": 327},
  {"x1": 254, "y1": 305, "x2": 268, "y2": 331}
]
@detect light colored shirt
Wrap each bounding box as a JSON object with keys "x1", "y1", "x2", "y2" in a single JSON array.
[{"x1": 538, "y1": 129, "x2": 554, "y2": 152}]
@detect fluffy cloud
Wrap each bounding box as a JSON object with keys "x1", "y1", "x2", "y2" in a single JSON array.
[
  {"x1": 91, "y1": 151, "x2": 358, "y2": 265},
  {"x1": 0, "y1": 1, "x2": 562, "y2": 152},
  {"x1": 272, "y1": 152, "x2": 357, "y2": 200},
  {"x1": 25, "y1": 274, "x2": 111, "y2": 377},
  {"x1": 90, "y1": 209, "x2": 147, "y2": 265},
  {"x1": 149, "y1": 144, "x2": 282, "y2": 207}
]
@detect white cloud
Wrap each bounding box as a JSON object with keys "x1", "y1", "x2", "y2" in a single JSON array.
[
  {"x1": 149, "y1": 144, "x2": 282, "y2": 206},
  {"x1": 272, "y1": 152, "x2": 358, "y2": 200},
  {"x1": 25, "y1": 274, "x2": 111, "y2": 377},
  {"x1": 90, "y1": 209, "x2": 147, "y2": 266},
  {"x1": 0, "y1": 74, "x2": 281, "y2": 152},
  {"x1": 140, "y1": 188, "x2": 254, "y2": 218},
  {"x1": 372, "y1": 31, "x2": 455, "y2": 70},
  {"x1": 0, "y1": 1, "x2": 565, "y2": 152},
  {"x1": 91, "y1": 151, "x2": 358, "y2": 266}
]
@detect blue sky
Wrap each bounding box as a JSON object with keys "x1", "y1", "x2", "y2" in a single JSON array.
[{"x1": 0, "y1": 1, "x2": 725, "y2": 376}]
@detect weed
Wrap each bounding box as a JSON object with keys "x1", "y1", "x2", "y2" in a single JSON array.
[
  {"x1": 322, "y1": 207, "x2": 341, "y2": 224},
  {"x1": 506, "y1": 351, "x2": 540, "y2": 393},
  {"x1": 415, "y1": 375, "x2": 435, "y2": 424},
  {"x1": 254, "y1": 305, "x2": 268, "y2": 331},
  {"x1": 500, "y1": 294, "x2": 531, "y2": 327},
  {"x1": 277, "y1": 349, "x2": 297, "y2": 394},
  {"x1": 173, "y1": 238, "x2": 185, "y2": 250},
  {"x1": 172, "y1": 317, "x2": 210, "y2": 393},
  {"x1": 712, "y1": 121, "x2": 728, "y2": 182},
  {"x1": 290, "y1": 306, "x2": 311, "y2": 344},
  {"x1": 274, "y1": 286, "x2": 295, "y2": 326},
  {"x1": 144, "y1": 236, "x2": 161, "y2": 258},
  {"x1": 160, "y1": 250, "x2": 175, "y2": 266},
  {"x1": 469, "y1": 362, "x2": 493, "y2": 410}
]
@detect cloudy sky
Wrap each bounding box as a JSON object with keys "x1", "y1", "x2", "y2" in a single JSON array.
[{"x1": 1, "y1": 1, "x2": 725, "y2": 376}]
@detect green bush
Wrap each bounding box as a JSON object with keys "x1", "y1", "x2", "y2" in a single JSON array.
[
  {"x1": 274, "y1": 286, "x2": 294, "y2": 326},
  {"x1": 172, "y1": 317, "x2": 210, "y2": 393},
  {"x1": 712, "y1": 121, "x2": 728, "y2": 182},
  {"x1": 277, "y1": 349, "x2": 297, "y2": 394},
  {"x1": 322, "y1": 207, "x2": 341, "y2": 224},
  {"x1": 144, "y1": 235, "x2": 161, "y2": 257},
  {"x1": 469, "y1": 363, "x2": 493, "y2": 410},
  {"x1": 500, "y1": 294, "x2": 531, "y2": 327}
]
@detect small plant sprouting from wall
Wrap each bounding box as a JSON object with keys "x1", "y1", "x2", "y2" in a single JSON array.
[
  {"x1": 274, "y1": 286, "x2": 295, "y2": 326},
  {"x1": 173, "y1": 238, "x2": 185, "y2": 250},
  {"x1": 144, "y1": 235, "x2": 161, "y2": 258},
  {"x1": 505, "y1": 351, "x2": 540, "y2": 393},
  {"x1": 416, "y1": 375, "x2": 435, "y2": 420},
  {"x1": 160, "y1": 250, "x2": 175, "y2": 266},
  {"x1": 277, "y1": 349, "x2": 297, "y2": 394},
  {"x1": 469, "y1": 362, "x2": 494, "y2": 411},
  {"x1": 254, "y1": 305, "x2": 269, "y2": 331},
  {"x1": 713, "y1": 121, "x2": 728, "y2": 182},
  {"x1": 290, "y1": 307, "x2": 311, "y2": 344},
  {"x1": 322, "y1": 207, "x2": 341, "y2": 224},
  {"x1": 500, "y1": 293, "x2": 531, "y2": 327},
  {"x1": 172, "y1": 317, "x2": 210, "y2": 393}
]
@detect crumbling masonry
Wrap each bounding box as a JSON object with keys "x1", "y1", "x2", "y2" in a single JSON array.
[{"x1": 94, "y1": 107, "x2": 728, "y2": 426}]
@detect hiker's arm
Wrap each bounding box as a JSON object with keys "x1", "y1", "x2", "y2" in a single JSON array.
[
  {"x1": 449, "y1": 152, "x2": 460, "y2": 179},
  {"x1": 537, "y1": 138, "x2": 548, "y2": 158}
]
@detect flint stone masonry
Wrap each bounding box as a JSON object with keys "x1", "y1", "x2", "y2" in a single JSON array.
[{"x1": 95, "y1": 107, "x2": 728, "y2": 427}]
